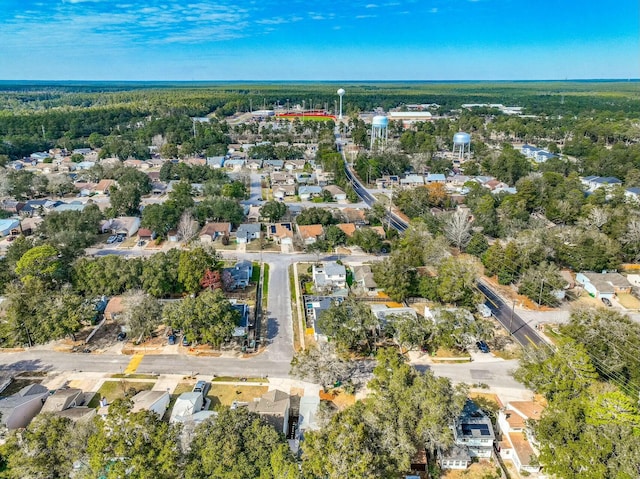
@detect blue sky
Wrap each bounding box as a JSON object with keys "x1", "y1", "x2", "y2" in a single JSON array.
[{"x1": 0, "y1": 0, "x2": 638, "y2": 80}]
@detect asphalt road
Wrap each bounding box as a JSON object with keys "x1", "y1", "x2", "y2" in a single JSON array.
[{"x1": 477, "y1": 280, "x2": 545, "y2": 347}]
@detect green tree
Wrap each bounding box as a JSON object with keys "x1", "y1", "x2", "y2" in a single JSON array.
[
  {"x1": 518, "y1": 262, "x2": 566, "y2": 306},
  {"x1": 290, "y1": 342, "x2": 355, "y2": 390},
  {"x1": 141, "y1": 250, "x2": 182, "y2": 297},
  {"x1": 15, "y1": 244, "x2": 63, "y2": 288},
  {"x1": 178, "y1": 246, "x2": 221, "y2": 293},
  {"x1": 162, "y1": 289, "x2": 239, "y2": 346},
  {"x1": 324, "y1": 225, "x2": 347, "y2": 249},
  {"x1": 465, "y1": 232, "x2": 489, "y2": 257},
  {"x1": 317, "y1": 299, "x2": 380, "y2": 354},
  {"x1": 259, "y1": 200, "x2": 287, "y2": 222},
  {"x1": 348, "y1": 227, "x2": 383, "y2": 253},
  {"x1": 86, "y1": 400, "x2": 181, "y2": 479},
  {"x1": 372, "y1": 253, "x2": 418, "y2": 302},
  {"x1": 1, "y1": 413, "x2": 93, "y2": 479},
  {"x1": 186, "y1": 407, "x2": 298, "y2": 479},
  {"x1": 121, "y1": 291, "x2": 163, "y2": 341},
  {"x1": 436, "y1": 256, "x2": 480, "y2": 307}
]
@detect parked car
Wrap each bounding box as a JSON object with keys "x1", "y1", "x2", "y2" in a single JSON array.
[
  {"x1": 117, "y1": 332, "x2": 127, "y2": 341},
  {"x1": 601, "y1": 297, "x2": 612, "y2": 307},
  {"x1": 116, "y1": 234, "x2": 125, "y2": 242},
  {"x1": 7, "y1": 236, "x2": 16, "y2": 242},
  {"x1": 476, "y1": 340, "x2": 490, "y2": 353},
  {"x1": 168, "y1": 335, "x2": 176, "y2": 345},
  {"x1": 106, "y1": 235, "x2": 117, "y2": 244},
  {"x1": 182, "y1": 336, "x2": 190, "y2": 347},
  {"x1": 137, "y1": 240, "x2": 145, "y2": 247},
  {"x1": 193, "y1": 381, "x2": 210, "y2": 396}
]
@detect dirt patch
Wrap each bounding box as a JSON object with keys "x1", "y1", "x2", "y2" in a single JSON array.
[
  {"x1": 441, "y1": 460, "x2": 502, "y2": 479},
  {"x1": 91, "y1": 380, "x2": 156, "y2": 406},
  {"x1": 319, "y1": 389, "x2": 355, "y2": 410},
  {"x1": 207, "y1": 384, "x2": 268, "y2": 407}
]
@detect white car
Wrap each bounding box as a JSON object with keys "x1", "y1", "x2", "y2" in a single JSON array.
[{"x1": 477, "y1": 304, "x2": 492, "y2": 318}]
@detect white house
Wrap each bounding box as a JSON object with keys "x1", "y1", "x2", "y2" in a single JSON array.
[
  {"x1": 498, "y1": 400, "x2": 545, "y2": 474},
  {"x1": 236, "y1": 223, "x2": 261, "y2": 243},
  {"x1": 131, "y1": 390, "x2": 171, "y2": 418},
  {"x1": 580, "y1": 176, "x2": 622, "y2": 191},
  {"x1": 312, "y1": 262, "x2": 347, "y2": 290},
  {"x1": 170, "y1": 392, "x2": 204, "y2": 423},
  {"x1": 575, "y1": 272, "x2": 632, "y2": 300}
]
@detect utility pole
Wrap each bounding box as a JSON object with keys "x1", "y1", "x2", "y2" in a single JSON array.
[{"x1": 509, "y1": 298, "x2": 516, "y2": 335}]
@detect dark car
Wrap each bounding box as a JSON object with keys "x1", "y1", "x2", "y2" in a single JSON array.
[
  {"x1": 117, "y1": 331, "x2": 127, "y2": 341},
  {"x1": 168, "y1": 335, "x2": 176, "y2": 345},
  {"x1": 476, "y1": 340, "x2": 490, "y2": 353},
  {"x1": 601, "y1": 297, "x2": 612, "y2": 307}
]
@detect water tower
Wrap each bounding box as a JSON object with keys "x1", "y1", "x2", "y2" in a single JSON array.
[
  {"x1": 337, "y1": 88, "x2": 345, "y2": 119},
  {"x1": 453, "y1": 132, "x2": 471, "y2": 161},
  {"x1": 370, "y1": 115, "x2": 389, "y2": 150}
]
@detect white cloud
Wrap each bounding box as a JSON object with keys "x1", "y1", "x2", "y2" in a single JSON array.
[{"x1": 365, "y1": 3, "x2": 378, "y2": 8}]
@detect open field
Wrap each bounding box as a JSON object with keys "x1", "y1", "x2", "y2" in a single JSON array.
[{"x1": 207, "y1": 384, "x2": 268, "y2": 407}]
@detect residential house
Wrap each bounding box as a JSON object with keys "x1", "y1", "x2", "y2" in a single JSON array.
[
  {"x1": 352, "y1": 264, "x2": 378, "y2": 292},
  {"x1": 137, "y1": 228, "x2": 153, "y2": 241},
  {"x1": 206, "y1": 156, "x2": 226, "y2": 168},
  {"x1": 93, "y1": 179, "x2": 115, "y2": 195},
  {"x1": 315, "y1": 170, "x2": 334, "y2": 186},
  {"x1": 295, "y1": 172, "x2": 316, "y2": 185},
  {"x1": 264, "y1": 159, "x2": 284, "y2": 170},
  {"x1": 0, "y1": 219, "x2": 20, "y2": 237},
  {"x1": 297, "y1": 395, "x2": 321, "y2": 439},
  {"x1": 400, "y1": 175, "x2": 425, "y2": 187},
  {"x1": 284, "y1": 160, "x2": 306, "y2": 171},
  {"x1": 54, "y1": 202, "x2": 87, "y2": 213},
  {"x1": 581, "y1": 176, "x2": 622, "y2": 191},
  {"x1": 75, "y1": 161, "x2": 95, "y2": 170},
  {"x1": 41, "y1": 388, "x2": 83, "y2": 413},
  {"x1": 169, "y1": 392, "x2": 204, "y2": 423},
  {"x1": 575, "y1": 272, "x2": 632, "y2": 300},
  {"x1": 498, "y1": 400, "x2": 545, "y2": 474},
  {"x1": 312, "y1": 262, "x2": 347, "y2": 290},
  {"x1": 298, "y1": 224, "x2": 324, "y2": 245},
  {"x1": 101, "y1": 216, "x2": 141, "y2": 237},
  {"x1": 370, "y1": 304, "x2": 417, "y2": 324},
  {"x1": 323, "y1": 185, "x2": 347, "y2": 202},
  {"x1": 224, "y1": 158, "x2": 246, "y2": 169},
  {"x1": 236, "y1": 223, "x2": 261, "y2": 243},
  {"x1": 151, "y1": 182, "x2": 168, "y2": 195},
  {"x1": 298, "y1": 185, "x2": 322, "y2": 201},
  {"x1": 270, "y1": 172, "x2": 296, "y2": 186},
  {"x1": 425, "y1": 173, "x2": 446, "y2": 184},
  {"x1": 227, "y1": 260, "x2": 253, "y2": 289},
  {"x1": 246, "y1": 206, "x2": 261, "y2": 223},
  {"x1": 246, "y1": 159, "x2": 263, "y2": 170},
  {"x1": 273, "y1": 184, "x2": 296, "y2": 199},
  {"x1": 131, "y1": 390, "x2": 171, "y2": 418},
  {"x1": 0, "y1": 384, "x2": 49, "y2": 430},
  {"x1": 199, "y1": 222, "x2": 232, "y2": 242},
  {"x1": 0, "y1": 200, "x2": 25, "y2": 215},
  {"x1": 370, "y1": 226, "x2": 386, "y2": 238},
  {"x1": 247, "y1": 390, "x2": 290, "y2": 435},
  {"x1": 336, "y1": 223, "x2": 357, "y2": 237},
  {"x1": 625, "y1": 187, "x2": 640, "y2": 202},
  {"x1": 440, "y1": 400, "x2": 495, "y2": 470},
  {"x1": 268, "y1": 223, "x2": 294, "y2": 246}
]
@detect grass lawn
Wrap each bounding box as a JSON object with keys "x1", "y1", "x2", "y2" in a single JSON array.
[
  {"x1": 89, "y1": 380, "x2": 155, "y2": 406},
  {"x1": 110, "y1": 373, "x2": 159, "y2": 380},
  {"x1": 207, "y1": 385, "x2": 268, "y2": 408},
  {"x1": 441, "y1": 461, "x2": 502, "y2": 479},
  {"x1": 290, "y1": 265, "x2": 301, "y2": 351},
  {"x1": 251, "y1": 262, "x2": 261, "y2": 283},
  {"x1": 212, "y1": 376, "x2": 265, "y2": 383},
  {"x1": 262, "y1": 263, "x2": 270, "y2": 299},
  {"x1": 616, "y1": 293, "x2": 640, "y2": 309}
]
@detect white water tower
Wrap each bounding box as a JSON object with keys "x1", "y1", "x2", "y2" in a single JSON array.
[
  {"x1": 337, "y1": 88, "x2": 345, "y2": 119},
  {"x1": 370, "y1": 115, "x2": 389, "y2": 150},
  {"x1": 453, "y1": 131, "x2": 471, "y2": 161}
]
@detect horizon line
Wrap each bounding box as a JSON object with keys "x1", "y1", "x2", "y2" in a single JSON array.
[{"x1": 0, "y1": 78, "x2": 639, "y2": 84}]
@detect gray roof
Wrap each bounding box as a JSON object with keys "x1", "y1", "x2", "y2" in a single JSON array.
[
  {"x1": 236, "y1": 223, "x2": 261, "y2": 236},
  {"x1": 41, "y1": 388, "x2": 83, "y2": 412},
  {"x1": 323, "y1": 261, "x2": 346, "y2": 277}
]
